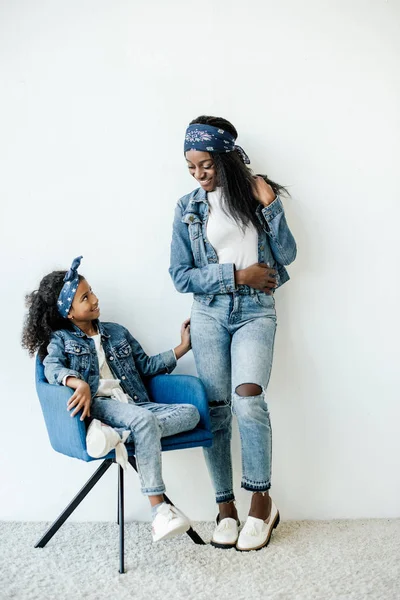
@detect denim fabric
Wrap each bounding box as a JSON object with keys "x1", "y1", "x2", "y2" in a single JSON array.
[
  {"x1": 190, "y1": 289, "x2": 277, "y2": 502},
  {"x1": 90, "y1": 397, "x2": 200, "y2": 494},
  {"x1": 43, "y1": 321, "x2": 176, "y2": 400},
  {"x1": 169, "y1": 187, "x2": 297, "y2": 305}
]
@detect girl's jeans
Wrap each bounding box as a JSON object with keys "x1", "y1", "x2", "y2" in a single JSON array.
[
  {"x1": 90, "y1": 398, "x2": 199, "y2": 495},
  {"x1": 191, "y1": 289, "x2": 277, "y2": 503}
]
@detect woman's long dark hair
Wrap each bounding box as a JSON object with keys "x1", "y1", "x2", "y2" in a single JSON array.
[
  {"x1": 22, "y1": 271, "x2": 84, "y2": 360},
  {"x1": 189, "y1": 115, "x2": 288, "y2": 231}
]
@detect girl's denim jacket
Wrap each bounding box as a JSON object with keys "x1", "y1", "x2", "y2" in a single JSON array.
[
  {"x1": 43, "y1": 321, "x2": 177, "y2": 402},
  {"x1": 169, "y1": 187, "x2": 297, "y2": 305}
]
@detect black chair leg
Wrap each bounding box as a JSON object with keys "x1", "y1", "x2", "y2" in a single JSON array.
[
  {"x1": 127, "y1": 456, "x2": 206, "y2": 545},
  {"x1": 117, "y1": 485, "x2": 120, "y2": 525},
  {"x1": 118, "y1": 464, "x2": 125, "y2": 574},
  {"x1": 35, "y1": 459, "x2": 113, "y2": 548}
]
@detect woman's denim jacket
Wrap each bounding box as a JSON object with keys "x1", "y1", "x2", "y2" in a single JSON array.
[
  {"x1": 43, "y1": 321, "x2": 177, "y2": 401},
  {"x1": 169, "y1": 187, "x2": 297, "y2": 305}
]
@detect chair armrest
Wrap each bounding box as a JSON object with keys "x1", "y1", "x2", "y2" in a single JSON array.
[
  {"x1": 35, "y1": 377, "x2": 88, "y2": 460},
  {"x1": 146, "y1": 374, "x2": 211, "y2": 432}
]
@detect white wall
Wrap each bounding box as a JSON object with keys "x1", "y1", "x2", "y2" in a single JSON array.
[{"x1": 1, "y1": 0, "x2": 399, "y2": 522}]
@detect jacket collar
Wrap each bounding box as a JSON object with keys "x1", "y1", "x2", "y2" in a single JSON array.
[
  {"x1": 181, "y1": 187, "x2": 207, "y2": 223},
  {"x1": 191, "y1": 186, "x2": 207, "y2": 202},
  {"x1": 70, "y1": 320, "x2": 110, "y2": 339}
]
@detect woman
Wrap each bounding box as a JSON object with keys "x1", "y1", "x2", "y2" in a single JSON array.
[{"x1": 169, "y1": 116, "x2": 296, "y2": 551}]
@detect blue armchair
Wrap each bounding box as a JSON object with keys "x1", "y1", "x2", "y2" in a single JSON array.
[{"x1": 34, "y1": 357, "x2": 212, "y2": 573}]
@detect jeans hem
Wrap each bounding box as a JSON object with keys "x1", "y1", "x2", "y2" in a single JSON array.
[
  {"x1": 241, "y1": 481, "x2": 271, "y2": 492},
  {"x1": 216, "y1": 492, "x2": 235, "y2": 503},
  {"x1": 141, "y1": 486, "x2": 166, "y2": 496}
]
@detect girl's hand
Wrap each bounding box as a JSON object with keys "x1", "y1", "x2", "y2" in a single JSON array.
[
  {"x1": 67, "y1": 381, "x2": 92, "y2": 420},
  {"x1": 252, "y1": 176, "x2": 276, "y2": 206},
  {"x1": 180, "y1": 318, "x2": 191, "y2": 349},
  {"x1": 174, "y1": 318, "x2": 191, "y2": 359}
]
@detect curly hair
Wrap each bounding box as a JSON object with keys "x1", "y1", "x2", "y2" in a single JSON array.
[
  {"x1": 189, "y1": 115, "x2": 289, "y2": 231},
  {"x1": 22, "y1": 271, "x2": 84, "y2": 360}
]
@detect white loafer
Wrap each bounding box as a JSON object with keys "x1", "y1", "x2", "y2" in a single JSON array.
[
  {"x1": 211, "y1": 516, "x2": 240, "y2": 549},
  {"x1": 236, "y1": 500, "x2": 280, "y2": 551},
  {"x1": 151, "y1": 503, "x2": 191, "y2": 543}
]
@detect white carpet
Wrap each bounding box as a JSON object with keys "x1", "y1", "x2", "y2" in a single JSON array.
[{"x1": 1, "y1": 520, "x2": 399, "y2": 600}]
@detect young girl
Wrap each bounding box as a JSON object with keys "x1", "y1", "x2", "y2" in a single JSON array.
[
  {"x1": 22, "y1": 256, "x2": 200, "y2": 543},
  {"x1": 170, "y1": 116, "x2": 297, "y2": 551}
]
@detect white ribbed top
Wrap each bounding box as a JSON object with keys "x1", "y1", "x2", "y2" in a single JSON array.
[{"x1": 206, "y1": 187, "x2": 258, "y2": 270}]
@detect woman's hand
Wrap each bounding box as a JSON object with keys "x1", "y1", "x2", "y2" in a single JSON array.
[
  {"x1": 66, "y1": 380, "x2": 92, "y2": 420},
  {"x1": 174, "y1": 318, "x2": 191, "y2": 359},
  {"x1": 235, "y1": 263, "x2": 277, "y2": 294},
  {"x1": 252, "y1": 176, "x2": 276, "y2": 206}
]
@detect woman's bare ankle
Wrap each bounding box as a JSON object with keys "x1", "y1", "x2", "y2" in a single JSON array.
[
  {"x1": 248, "y1": 491, "x2": 271, "y2": 521},
  {"x1": 218, "y1": 500, "x2": 238, "y2": 521}
]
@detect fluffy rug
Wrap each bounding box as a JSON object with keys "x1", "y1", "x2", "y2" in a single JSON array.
[{"x1": 1, "y1": 520, "x2": 399, "y2": 599}]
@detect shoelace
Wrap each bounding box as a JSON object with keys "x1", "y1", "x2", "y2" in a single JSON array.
[
  {"x1": 110, "y1": 388, "x2": 129, "y2": 469},
  {"x1": 114, "y1": 430, "x2": 130, "y2": 470},
  {"x1": 158, "y1": 505, "x2": 177, "y2": 522}
]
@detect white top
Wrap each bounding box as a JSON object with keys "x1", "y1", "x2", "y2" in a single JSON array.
[
  {"x1": 206, "y1": 187, "x2": 258, "y2": 270},
  {"x1": 91, "y1": 334, "x2": 127, "y2": 401}
]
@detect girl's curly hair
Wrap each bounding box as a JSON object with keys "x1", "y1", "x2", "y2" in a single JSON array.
[{"x1": 22, "y1": 270, "x2": 84, "y2": 360}]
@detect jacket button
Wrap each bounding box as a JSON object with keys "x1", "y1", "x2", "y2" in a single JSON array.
[
  {"x1": 260, "y1": 245, "x2": 264, "y2": 251},
  {"x1": 122, "y1": 376, "x2": 126, "y2": 380},
  {"x1": 134, "y1": 395, "x2": 138, "y2": 400},
  {"x1": 109, "y1": 356, "x2": 114, "y2": 361}
]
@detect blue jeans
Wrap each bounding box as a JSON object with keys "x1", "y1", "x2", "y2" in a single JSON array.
[
  {"x1": 90, "y1": 398, "x2": 200, "y2": 495},
  {"x1": 190, "y1": 288, "x2": 277, "y2": 503}
]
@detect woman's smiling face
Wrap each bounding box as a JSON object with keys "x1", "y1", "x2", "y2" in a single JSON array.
[{"x1": 185, "y1": 150, "x2": 217, "y2": 192}]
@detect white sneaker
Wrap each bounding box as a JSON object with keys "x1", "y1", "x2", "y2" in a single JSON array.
[
  {"x1": 151, "y1": 503, "x2": 191, "y2": 543},
  {"x1": 236, "y1": 500, "x2": 280, "y2": 551},
  {"x1": 211, "y1": 517, "x2": 240, "y2": 549},
  {"x1": 86, "y1": 419, "x2": 129, "y2": 469}
]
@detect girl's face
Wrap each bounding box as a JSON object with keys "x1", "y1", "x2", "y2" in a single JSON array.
[
  {"x1": 68, "y1": 278, "x2": 100, "y2": 323},
  {"x1": 185, "y1": 150, "x2": 217, "y2": 192}
]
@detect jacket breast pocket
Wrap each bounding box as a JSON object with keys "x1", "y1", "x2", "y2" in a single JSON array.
[
  {"x1": 64, "y1": 340, "x2": 91, "y2": 371},
  {"x1": 114, "y1": 341, "x2": 133, "y2": 360}
]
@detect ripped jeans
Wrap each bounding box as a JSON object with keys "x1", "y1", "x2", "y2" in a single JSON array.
[{"x1": 190, "y1": 288, "x2": 277, "y2": 503}]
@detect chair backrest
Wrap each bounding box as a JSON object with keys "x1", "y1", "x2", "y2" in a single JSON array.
[{"x1": 36, "y1": 356, "x2": 90, "y2": 460}]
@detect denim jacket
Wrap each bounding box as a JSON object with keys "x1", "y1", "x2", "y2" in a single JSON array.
[
  {"x1": 169, "y1": 186, "x2": 297, "y2": 305},
  {"x1": 43, "y1": 321, "x2": 177, "y2": 402}
]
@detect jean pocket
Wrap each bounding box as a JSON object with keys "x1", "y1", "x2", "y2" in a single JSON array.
[{"x1": 252, "y1": 292, "x2": 275, "y2": 309}]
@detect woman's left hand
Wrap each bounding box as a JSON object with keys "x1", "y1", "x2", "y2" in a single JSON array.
[{"x1": 252, "y1": 176, "x2": 276, "y2": 206}]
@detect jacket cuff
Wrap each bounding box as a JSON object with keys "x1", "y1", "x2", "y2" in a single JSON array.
[
  {"x1": 261, "y1": 195, "x2": 284, "y2": 221},
  {"x1": 161, "y1": 350, "x2": 177, "y2": 374},
  {"x1": 219, "y1": 263, "x2": 235, "y2": 293},
  {"x1": 57, "y1": 369, "x2": 83, "y2": 385}
]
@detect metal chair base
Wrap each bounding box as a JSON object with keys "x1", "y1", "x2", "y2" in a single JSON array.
[{"x1": 34, "y1": 458, "x2": 205, "y2": 573}]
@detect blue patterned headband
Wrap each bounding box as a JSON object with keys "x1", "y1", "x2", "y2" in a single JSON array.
[
  {"x1": 184, "y1": 123, "x2": 250, "y2": 164},
  {"x1": 57, "y1": 256, "x2": 83, "y2": 318}
]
